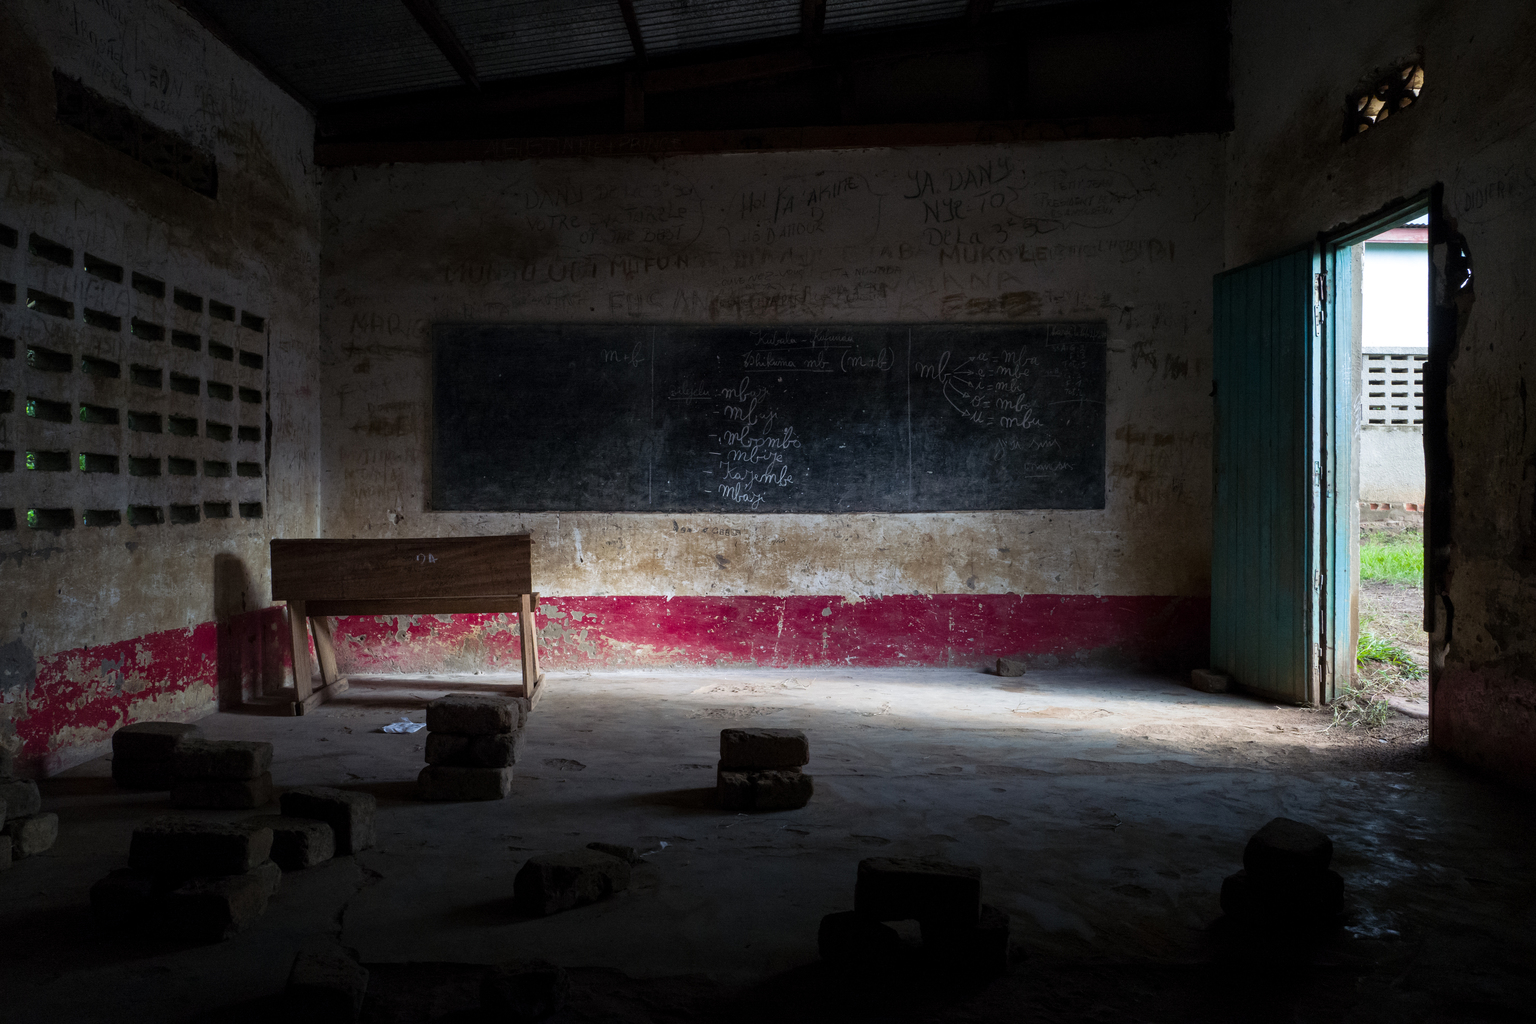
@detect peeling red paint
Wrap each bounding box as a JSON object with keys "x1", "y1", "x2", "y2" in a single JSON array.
[
  {"x1": 331, "y1": 594, "x2": 1210, "y2": 675},
  {"x1": 18, "y1": 622, "x2": 218, "y2": 775}
]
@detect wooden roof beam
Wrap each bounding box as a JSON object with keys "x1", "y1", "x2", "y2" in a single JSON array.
[
  {"x1": 401, "y1": 0, "x2": 480, "y2": 89},
  {"x1": 617, "y1": 0, "x2": 647, "y2": 63}
]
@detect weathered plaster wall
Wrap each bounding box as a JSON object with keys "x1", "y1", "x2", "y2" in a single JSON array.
[
  {"x1": 0, "y1": 0, "x2": 321, "y2": 773},
  {"x1": 1226, "y1": 0, "x2": 1536, "y2": 786},
  {"x1": 320, "y1": 138, "x2": 1223, "y2": 670}
]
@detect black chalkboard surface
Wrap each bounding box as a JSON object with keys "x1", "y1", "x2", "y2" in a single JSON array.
[{"x1": 432, "y1": 322, "x2": 1105, "y2": 512}]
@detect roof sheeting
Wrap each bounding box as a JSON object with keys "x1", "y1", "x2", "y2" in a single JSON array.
[
  {"x1": 440, "y1": 0, "x2": 636, "y2": 82},
  {"x1": 631, "y1": 0, "x2": 801, "y2": 58},
  {"x1": 822, "y1": 0, "x2": 968, "y2": 34}
]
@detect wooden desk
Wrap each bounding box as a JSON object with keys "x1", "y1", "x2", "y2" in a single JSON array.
[{"x1": 270, "y1": 535, "x2": 542, "y2": 715}]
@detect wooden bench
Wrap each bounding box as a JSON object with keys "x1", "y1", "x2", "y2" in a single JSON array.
[{"x1": 269, "y1": 535, "x2": 542, "y2": 715}]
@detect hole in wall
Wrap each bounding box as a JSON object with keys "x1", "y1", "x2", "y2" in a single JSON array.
[
  {"x1": 130, "y1": 317, "x2": 163, "y2": 341},
  {"x1": 238, "y1": 425, "x2": 261, "y2": 443},
  {"x1": 209, "y1": 300, "x2": 234, "y2": 322},
  {"x1": 236, "y1": 461, "x2": 261, "y2": 478},
  {"x1": 0, "y1": 392, "x2": 11, "y2": 414},
  {"x1": 128, "y1": 455, "x2": 160, "y2": 476},
  {"x1": 83, "y1": 509, "x2": 120, "y2": 527},
  {"x1": 238, "y1": 386, "x2": 261, "y2": 404},
  {"x1": 79, "y1": 452, "x2": 118, "y2": 473},
  {"x1": 173, "y1": 289, "x2": 203, "y2": 313},
  {"x1": 83, "y1": 308, "x2": 120, "y2": 331},
  {"x1": 26, "y1": 397, "x2": 71, "y2": 423},
  {"x1": 0, "y1": 282, "x2": 15, "y2": 304},
  {"x1": 81, "y1": 355, "x2": 120, "y2": 378},
  {"x1": 83, "y1": 253, "x2": 122, "y2": 282},
  {"x1": 238, "y1": 350, "x2": 263, "y2": 369},
  {"x1": 170, "y1": 372, "x2": 199, "y2": 395},
  {"x1": 1347, "y1": 61, "x2": 1423, "y2": 138},
  {"x1": 208, "y1": 341, "x2": 233, "y2": 361},
  {"x1": 26, "y1": 345, "x2": 71, "y2": 372},
  {"x1": 130, "y1": 364, "x2": 162, "y2": 389},
  {"x1": 0, "y1": 450, "x2": 12, "y2": 471},
  {"x1": 28, "y1": 233, "x2": 72, "y2": 267},
  {"x1": 206, "y1": 421, "x2": 232, "y2": 442},
  {"x1": 27, "y1": 289, "x2": 73, "y2": 319},
  {"x1": 0, "y1": 224, "x2": 16, "y2": 248},
  {"x1": 172, "y1": 330, "x2": 200, "y2": 351},
  {"x1": 1, "y1": 337, "x2": 14, "y2": 359},
  {"x1": 79, "y1": 403, "x2": 118, "y2": 425},
  {"x1": 203, "y1": 501, "x2": 231, "y2": 519},
  {"x1": 167, "y1": 456, "x2": 195, "y2": 475},
  {"x1": 204, "y1": 459, "x2": 231, "y2": 478},
  {"x1": 207, "y1": 380, "x2": 233, "y2": 401},
  {"x1": 132, "y1": 272, "x2": 165, "y2": 298},
  {"x1": 127, "y1": 411, "x2": 161, "y2": 433},
  {"x1": 127, "y1": 505, "x2": 163, "y2": 526},
  {"x1": 0, "y1": 510, "x2": 14, "y2": 530},
  {"x1": 25, "y1": 450, "x2": 71, "y2": 471},
  {"x1": 239, "y1": 502, "x2": 262, "y2": 519},
  {"x1": 167, "y1": 416, "x2": 197, "y2": 438},
  {"x1": 240, "y1": 312, "x2": 265, "y2": 332},
  {"x1": 27, "y1": 508, "x2": 74, "y2": 530},
  {"x1": 169, "y1": 503, "x2": 200, "y2": 525}
]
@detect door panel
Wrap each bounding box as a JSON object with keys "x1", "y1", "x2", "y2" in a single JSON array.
[{"x1": 1211, "y1": 248, "x2": 1317, "y2": 703}]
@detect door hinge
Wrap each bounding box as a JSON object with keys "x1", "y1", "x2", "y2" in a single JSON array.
[{"x1": 1315, "y1": 273, "x2": 1328, "y2": 304}]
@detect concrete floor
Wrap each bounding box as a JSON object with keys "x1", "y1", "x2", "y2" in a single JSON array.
[{"x1": 3, "y1": 667, "x2": 1532, "y2": 1022}]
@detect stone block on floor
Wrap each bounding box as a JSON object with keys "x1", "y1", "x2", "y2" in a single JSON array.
[
  {"x1": 1243, "y1": 817, "x2": 1333, "y2": 883},
  {"x1": 0, "y1": 779, "x2": 41, "y2": 820},
  {"x1": 586, "y1": 842, "x2": 641, "y2": 865},
  {"x1": 718, "y1": 727, "x2": 809, "y2": 770},
  {"x1": 717, "y1": 766, "x2": 814, "y2": 811},
  {"x1": 424, "y1": 693, "x2": 526, "y2": 736},
  {"x1": 112, "y1": 721, "x2": 202, "y2": 761},
  {"x1": 5, "y1": 811, "x2": 58, "y2": 858},
  {"x1": 173, "y1": 739, "x2": 273, "y2": 781},
  {"x1": 854, "y1": 857, "x2": 982, "y2": 926},
  {"x1": 424, "y1": 729, "x2": 524, "y2": 768},
  {"x1": 921, "y1": 903, "x2": 1011, "y2": 976},
  {"x1": 112, "y1": 759, "x2": 178, "y2": 790},
  {"x1": 246, "y1": 815, "x2": 335, "y2": 870},
  {"x1": 171, "y1": 772, "x2": 274, "y2": 810},
  {"x1": 280, "y1": 787, "x2": 377, "y2": 855},
  {"x1": 129, "y1": 817, "x2": 274, "y2": 876},
  {"x1": 418, "y1": 764, "x2": 513, "y2": 801},
  {"x1": 513, "y1": 848, "x2": 631, "y2": 916},
  {"x1": 1189, "y1": 669, "x2": 1230, "y2": 693},
  {"x1": 164, "y1": 861, "x2": 280, "y2": 941},
  {"x1": 996, "y1": 657, "x2": 1026, "y2": 677},
  {"x1": 818, "y1": 910, "x2": 901, "y2": 965},
  {"x1": 481, "y1": 960, "x2": 571, "y2": 1022},
  {"x1": 286, "y1": 949, "x2": 370, "y2": 1023}
]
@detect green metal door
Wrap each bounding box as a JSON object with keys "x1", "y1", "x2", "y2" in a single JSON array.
[{"x1": 1212, "y1": 246, "x2": 1351, "y2": 704}]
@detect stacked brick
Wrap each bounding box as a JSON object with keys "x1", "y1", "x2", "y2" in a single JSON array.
[
  {"x1": 111, "y1": 722, "x2": 201, "y2": 789},
  {"x1": 1220, "y1": 817, "x2": 1344, "y2": 932},
  {"x1": 91, "y1": 818, "x2": 283, "y2": 941},
  {"x1": 513, "y1": 843, "x2": 636, "y2": 916},
  {"x1": 417, "y1": 693, "x2": 527, "y2": 801},
  {"x1": 171, "y1": 739, "x2": 275, "y2": 809},
  {"x1": 1, "y1": 746, "x2": 55, "y2": 868},
  {"x1": 716, "y1": 728, "x2": 814, "y2": 811},
  {"x1": 819, "y1": 858, "x2": 1011, "y2": 976}
]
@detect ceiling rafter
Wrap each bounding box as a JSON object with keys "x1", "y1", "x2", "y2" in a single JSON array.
[
  {"x1": 617, "y1": 0, "x2": 647, "y2": 63},
  {"x1": 401, "y1": 0, "x2": 480, "y2": 89},
  {"x1": 801, "y1": 0, "x2": 827, "y2": 42}
]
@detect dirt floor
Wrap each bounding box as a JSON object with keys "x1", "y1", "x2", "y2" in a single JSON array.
[{"x1": 3, "y1": 667, "x2": 1531, "y2": 1023}]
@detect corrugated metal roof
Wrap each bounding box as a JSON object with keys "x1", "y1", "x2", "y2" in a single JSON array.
[
  {"x1": 199, "y1": 0, "x2": 462, "y2": 105},
  {"x1": 823, "y1": 0, "x2": 969, "y2": 34},
  {"x1": 439, "y1": 0, "x2": 636, "y2": 82},
  {"x1": 631, "y1": 0, "x2": 801, "y2": 58}
]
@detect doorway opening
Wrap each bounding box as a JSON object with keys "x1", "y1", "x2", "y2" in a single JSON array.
[{"x1": 1337, "y1": 207, "x2": 1431, "y2": 722}]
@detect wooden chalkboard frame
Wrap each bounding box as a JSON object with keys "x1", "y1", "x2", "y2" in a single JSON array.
[{"x1": 431, "y1": 322, "x2": 1106, "y2": 514}]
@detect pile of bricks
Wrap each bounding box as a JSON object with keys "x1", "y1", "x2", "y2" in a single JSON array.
[
  {"x1": 111, "y1": 721, "x2": 201, "y2": 790},
  {"x1": 1, "y1": 746, "x2": 56, "y2": 868},
  {"x1": 417, "y1": 693, "x2": 527, "y2": 801},
  {"x1": 513, "y1": 842, "x2": 637, "y2": 916},
  {"x1": 171, "y1": 739, "x2": 275, "y2": 809},
  {"x1": 716, "y1": 728, "x2": 814, "y2": 812},
  {"x1": 91, "y1": 818, "x2": 283, "y2": 941},
  {"x1": 1220, "y1": 817, "x2": 1344, "y2": 932},
  {"x1": 819, "y1": 858, "x2": 1011, "y2": 976}
]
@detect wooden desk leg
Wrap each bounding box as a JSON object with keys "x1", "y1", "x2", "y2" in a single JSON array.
[
  {"x1": 519, "y1": 593, "x2": 545, "y2": 702},
  {"x1": 310, "y1": 615, "x2": 340, "y2": 688},
  {"x1": 288, "y1": 600, "x2": 313, "y2": 705}
]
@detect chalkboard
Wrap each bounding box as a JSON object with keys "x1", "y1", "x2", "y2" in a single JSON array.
[{"x1": 431, "y1": 322, "x2": 1105, "y2": 513}]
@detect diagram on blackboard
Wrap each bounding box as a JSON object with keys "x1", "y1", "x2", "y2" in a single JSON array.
[{"x1": 431, "y1": 322, "x2": 1105, "y2": 512}]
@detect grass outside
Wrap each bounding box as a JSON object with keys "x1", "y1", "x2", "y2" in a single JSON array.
[
  {"x1": 1337, "y1": 529, "x2": 1428, "y2": 729},
  {"x1": 1361, "y1": 530, "x2": 1424, "y2": 584}
]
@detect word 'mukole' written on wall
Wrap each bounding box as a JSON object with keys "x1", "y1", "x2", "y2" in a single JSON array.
[{"x1": 432, "y1": 323, "x2": 1106, "y2": 513}]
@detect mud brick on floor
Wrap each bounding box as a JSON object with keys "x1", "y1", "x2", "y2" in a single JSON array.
[
  {"x1": 482, "y1": 961, "x2": 570, "y2": 1021},
  {"x1": 424, "y1": 729, "x2": 524, "y2": 769},
  {"x1": 855, "y1": 857, "x2": 982, "y2": 926},
  {"x1": 171, "y1": 772, "x2": 274, "y2": 810},
  {"x1": 246, "y1": 815, "x2": 335, "y2": 870},
  {"x1": 164, "y1": 861, "x2": 281, "y2": 942},
  {"x1": 996, "y1": 657, "x2": 1027, "y2": 677},
  {"x1": 818, "y1": 910, "x2": 901, "y2": 965},
  {"x1": 418, "y1": 765, "x2": 513, "y2": 801},
  {"x1": 1189, "y1": 668, "x2": 1230, "y2": 693},
  {"x1": 286, "y1": 949, "x2": 369, "y2": 1022},
  {"x1": 5, "y1": 812, "x2": 58, "y2": 858},
  {"x1": 129, "y1": 817, "x2": 274, "y2": 876},
  {"x1": 112, "y1": 722, "x2": 201, "y2": 761},
  {"x1": 513, "y1": 848, "x2": 631, "y2": 916},
  {"x1": 424, "y1": 693, "x2": 526, "y2": 736},
  {"x1": 921, "y1": 904, "x2": 1011, "y2": 976},
  {"x1": 280, "y1": 787, "x2": 377, "y2": 855},
  {"x1": 718, "y1": 767, "x2": 814, "y2": 811},
  {"x1": 719, "y1": 728, "x2": 809, "y2": 770},
  {"x1": 0, "y1": 779, "x2": 40, "y2": 820},
  {"x1": 174, "y1": 739, "x2": 273, "y2": 781},
  {"x1": 1243, "y1": 817, "x2": 1333, "y2": 883}
]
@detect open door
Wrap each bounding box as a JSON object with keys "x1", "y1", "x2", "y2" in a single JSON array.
[{"x1": 1211, "y1": 246, "x2": 1354, "y2": 704}]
